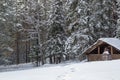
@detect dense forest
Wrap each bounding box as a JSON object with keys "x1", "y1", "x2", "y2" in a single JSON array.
[{"x1": 0, "y1": 0, "x2": 120, "y2": 66}]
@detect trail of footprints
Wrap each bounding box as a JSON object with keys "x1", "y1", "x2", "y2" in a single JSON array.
[{"x1": 56, "y1": 67, "x2": 76, "y2": 80}]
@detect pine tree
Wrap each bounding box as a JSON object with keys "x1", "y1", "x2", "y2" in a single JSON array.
[
  {"x1": 21, "y1": 0, "x2": 45, "y2": 66},
  {"x1": 0, "y1": 0, "x2": 16, "y2": 65},
  {"x1": 65, "y1": 0, "x2": 118, "y2": 60},
  {"x1": 65, "y1": 0, "x2": 90, "y2": 59},
  {"x1": 87, "y1": 0, "x2": 118, "y2": 43},
  {"x1": 45, "y1": 0, "x2": 66, "y2": 64},
  {"x1": 116, "y1": 0, "x2": 120, "y2": 38}
]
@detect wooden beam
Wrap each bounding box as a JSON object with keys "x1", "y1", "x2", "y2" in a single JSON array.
[
  {"x1": 111, "y1": 46, "x2": 113, "y2": 54},
  {"x1": 98, "y1": 46, "x2": 100, "y2": 54}
]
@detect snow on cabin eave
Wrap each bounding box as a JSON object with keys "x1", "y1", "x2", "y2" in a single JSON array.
[{"x1": 99, "y1": 38, "x2": 120, "y2": 51}]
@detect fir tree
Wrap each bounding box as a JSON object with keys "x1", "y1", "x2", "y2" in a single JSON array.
[
  {"x1": 45, "y1": 0, "x2": 66, "y2": 64},
  {"x1": 87, "y1": 0, "x2": 118, "y2": 43},
  {"x1": 0, "y1": 0, "x2": 16, "y2": 65},
  {"x1": 65, "y1": 0, "x2": 118, "y2": 59}
]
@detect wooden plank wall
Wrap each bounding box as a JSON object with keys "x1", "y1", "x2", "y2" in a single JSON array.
[{"x1": 88, "y1": 54, "x2": 120, "y2": 61}]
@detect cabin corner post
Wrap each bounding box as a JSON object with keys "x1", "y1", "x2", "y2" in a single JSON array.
[
  {"x1": 110, "y1": 46, "x2": 113, "y2": 60},
  {"x1": 98, "y1": 46, "x2": 100, "y2": 54},
  {"x1": 87, "y1": 55, "x2": 89, "y2": 61},
  {"x1": 110, "y1": 46, "x2": 113, "y2": 54},
  {"x1": 98, "y1": 46, "x2": 101, "y2": 61}
]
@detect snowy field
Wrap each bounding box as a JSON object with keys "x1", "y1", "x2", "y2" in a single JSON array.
[{"x1": 0, "y1": 60, "x2": 120, "y2": 80}]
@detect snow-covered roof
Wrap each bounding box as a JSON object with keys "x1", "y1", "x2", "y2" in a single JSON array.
[{"x1": 99, "y1": 38, "x2": 120, "y2": 50}]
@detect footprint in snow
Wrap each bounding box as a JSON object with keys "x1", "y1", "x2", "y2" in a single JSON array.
[
  {"x1": 70, "y1": 67, "x2": 77, "y2": 72},
  {"x1": 56, "y1": 68, "x2": 77, "y2": 80},
  {"x1": 57, "y1": 73, "x2": 72, "y2": 80}
]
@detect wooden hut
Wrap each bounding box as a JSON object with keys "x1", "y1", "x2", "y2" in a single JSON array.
[{"x1": 84, "y1": 38, "x2": 120, "y2": 61}]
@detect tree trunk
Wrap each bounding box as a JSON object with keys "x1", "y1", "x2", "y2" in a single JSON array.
[
  {"x1": 53, "y1": 54, "x2": 56, "y2": 64},
  {"x1": 49, "y1": 55, "x2": 53, "y2": 64},
  {"x1": 16, "y1": 32, "x2": 20, "y2": 64},
  {"x1": 25, "y1": 41, "x2": 28, "y2": 63}
]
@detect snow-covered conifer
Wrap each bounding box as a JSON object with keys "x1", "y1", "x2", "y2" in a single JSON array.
[{"x1": 45, "y1": 0, "x2": 66, "y2": 63}]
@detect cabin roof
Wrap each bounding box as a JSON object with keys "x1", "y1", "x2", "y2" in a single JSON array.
[
  {"x1": 84, "y1": 38, "x2": 120, "y2": 54},
  {"x1": 99, "y1": 38, "x2": 120, "y2": 50}
]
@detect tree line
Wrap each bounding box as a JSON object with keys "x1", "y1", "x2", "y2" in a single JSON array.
[{"x1": 0, "y1": 0, "x2": 119, "y2": 66}]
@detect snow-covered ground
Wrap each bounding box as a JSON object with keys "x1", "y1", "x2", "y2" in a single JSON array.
[
  {"x1": 0, "y1": 63, "x2": 35, "y2": 72},
  {"x1": 0, "y1": 60, "x2": 120, "y2": 80}
]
